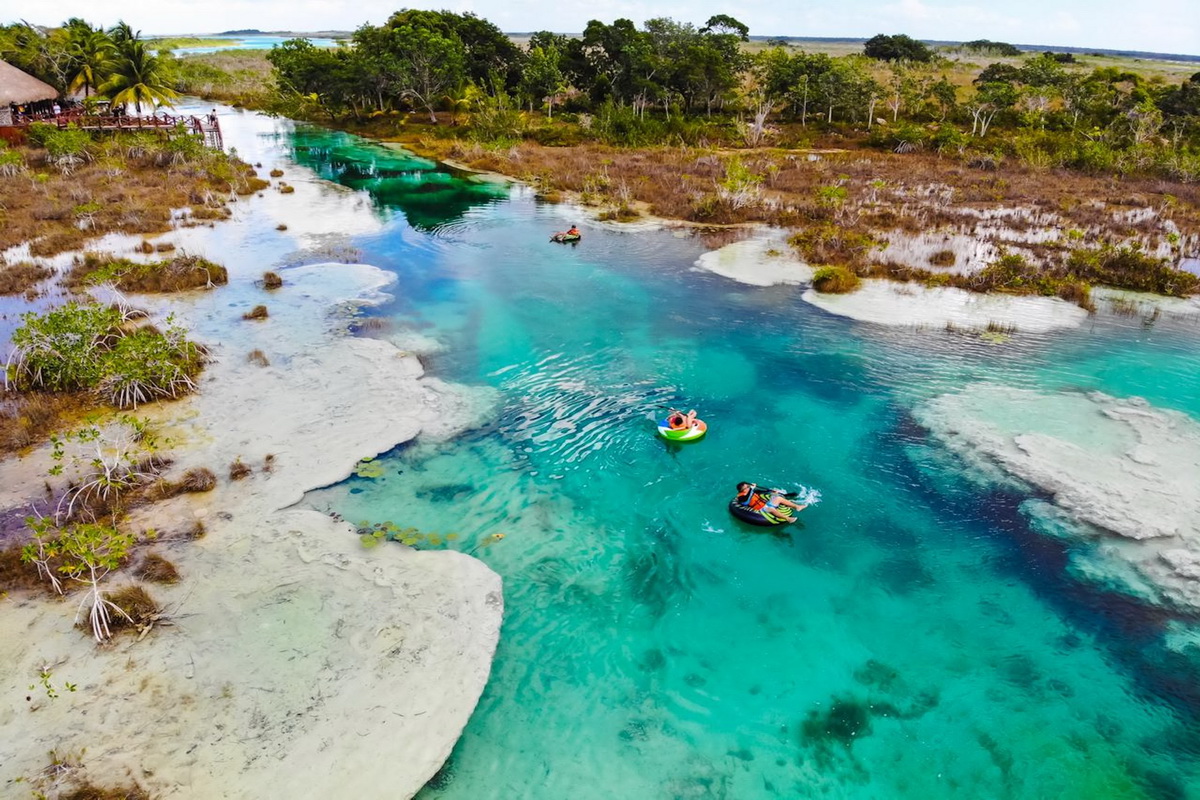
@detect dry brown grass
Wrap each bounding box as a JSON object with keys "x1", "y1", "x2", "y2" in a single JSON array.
[
  {"x1": 426, "y1": 141, "x2": 1200, "y2": 248},
  {"x1": 242, "y1": 304, "x2": 268, "y2": 320},
  {"x1": 0, "y1": 261, "x2": 53, "y2": 295},
  {"x1": 229, "y1": 459, "x2": 251, "y2": 480},
  {"x1": 135, "y1": 552, "x2": 180, "y2": 584},
  {"x1": 0, "y1": 544, "x2": 47, "y2": 594},
  {"x1": 929, "y1": 249, "x2": 957, "y2": 267},
  {"x1": 0, "y1": 143, "x2": 264, "y2": 257},
  {"x1": 246, "y1": 349, "x2": 270, "y2": 366},
  {"x1": 0, "y1": 390, "x2": 88, "y2": 456},
  {"x1": 151, "y1": 467, "x2": 217, "y2": 501},
  {"x1": 261, "y1": 271, "x2": 283, "y2": 289},
  {"x1": 103, "y1": 584, "x2": 160, "y2": 632},
  {"x1": 59, "y1": 783, "x2": 152, "y2": 800}
]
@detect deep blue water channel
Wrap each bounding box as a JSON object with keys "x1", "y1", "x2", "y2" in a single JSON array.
[{"x1": 206, "y1": 106, "x2": 1200, "y2": 799}]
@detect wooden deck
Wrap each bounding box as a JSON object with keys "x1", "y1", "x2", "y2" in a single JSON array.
[{"x1": 52, "y1": 113, "x2": 224, "y2": 149}]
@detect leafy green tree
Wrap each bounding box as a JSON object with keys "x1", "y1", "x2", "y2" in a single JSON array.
[
  {"x1": 863, "y1": 33, "x2": 934, "y2": 63},
  {"x1": 927, "y1": 76, "x2": 958, "y2": 121},
  {"x1": 961, "y1": 39, "x2": 1021, "y2": 57},
  {"x1": 24, "y1": 517, "x2": 136, "y2": 641},
  {"x1": 521, "y1": 45, "x2": 565, "y2": 116},
  {"x1": 100, "y1": 38, "x2": 178, "y2": 114},
  {"x1": 67, "y1": 27, "x2": 114, "y2": 98},
  {"x1": 968, "y1": 80, "x2": 1018, "y2": 136},
  {"x1": 390, "y1": 23, "x2": 467, "y2": 122}
]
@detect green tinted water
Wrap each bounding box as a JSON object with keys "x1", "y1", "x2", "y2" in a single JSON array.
[{"x1": 213, "y1": 110, "x2": 1200, "y2": 798}]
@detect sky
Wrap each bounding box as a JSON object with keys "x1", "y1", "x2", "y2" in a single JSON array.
[{"x1": 2, "y1": 0, "x2": 1197, "y2": 56}]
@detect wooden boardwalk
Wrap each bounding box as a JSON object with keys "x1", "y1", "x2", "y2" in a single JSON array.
[{"x1": 53, "y1": 113, "x2": 223, "y2": 149}]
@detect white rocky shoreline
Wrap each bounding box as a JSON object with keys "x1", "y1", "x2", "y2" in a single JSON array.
[{"x1": 0, "y1": 253, "x2": 503, "y2": 794}]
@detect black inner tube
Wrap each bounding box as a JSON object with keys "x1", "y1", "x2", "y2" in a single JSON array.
[{"x1": 728, "y1": 495, "x2": 794, "y2": 526}]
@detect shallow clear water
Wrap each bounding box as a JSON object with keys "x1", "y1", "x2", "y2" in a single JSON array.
[
  {"x1": 169, "y1": 35, "x2": 338, "y2": 55},
  {"x1": 202, "y1": 105, "x2": 1200, "y2": 798}
]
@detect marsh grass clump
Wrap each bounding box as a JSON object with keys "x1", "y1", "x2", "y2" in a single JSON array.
[
  {"x1": 0, "y1": 545, "x2": 47, "y2": 593},
  {"x1": 968, "y1": 253, "x2": 1095, "y2": 311},
  {"x1": 985, "y1": 320, "x2": 1017, "y2": 335},
  {"x1": 246, "y1": 349, "x2": 270, "y2": 367},
  {"x1": 275, "y1": 223, "x2": 288, "y2": 231},
  {"x1": 261, "y1": 271, "x2": 283, "y2": 289},
  {"x1": 812, "y1": 266, "x2": 863, "y2": 294},
  {"x1": 229, "y1": 459, "x2": 252, "y2": 480},
  {"x1": 0, "y1": 261, "x2": 53, "y2": 295},
  {"x1": 69, "y1": 252, "x2": 228, "y2": 293},
  {"x1": 928, "y1": 249, "x2": 956, "y2": 267},
  {"x1": 263, "y1": 453, "x2": 276, "y2": 473},
  {"x1": 789, "y1": 223, "x2": 880, "y2": 269},
  {"x1": 59, "y1": 781, "x2": 152, "y2": 800},
  {"x1": 242, "y1": 305, "x2": 268, "y2": 321},
  {"x1": 135, "y1": 552, "x2": 180, "y2": 584},
  {"x1": 1066, "y1": 245, "x2": 1198, "y2": 297},
  {"x1": 278, "y1": 183, "x2": 295, "y2": 194},
  {"x1": 269, "y1": 168, "x2": 284, "y2": 177},
  {"x1": 0, "y1": 390, "x2": 84, "y2": 456},
  {"x1": 155, "y1": 467, "x2": 217, "y2": 499},
  {"x1": 102, "y1": 584, "x2": 160, "y2": 632}
]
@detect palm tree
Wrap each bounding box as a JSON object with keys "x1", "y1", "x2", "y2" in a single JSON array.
[
  {"x1": 100, "y1": 39, "x2": 178, "y2": 116},
  {"x1": 68, "y1": 29, "x2": 115, "y2": 99},
  {"x1": 107, "y1": 21, "x2": 138, "y2": 46}
]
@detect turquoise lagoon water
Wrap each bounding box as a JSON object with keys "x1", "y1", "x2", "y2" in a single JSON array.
[
  {"x1": 167, "y1": 35, "x2": 338, "y2": 55},
  {"x1": 211, "y1": 105, "x2": 1200, "y2": 797}
]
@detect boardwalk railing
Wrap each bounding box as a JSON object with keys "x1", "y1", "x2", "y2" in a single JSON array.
[{"x1": 48, "y1": 113, "x2": 224, "y2": 149}]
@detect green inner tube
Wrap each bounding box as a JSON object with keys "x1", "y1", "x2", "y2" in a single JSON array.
[
  {"x1": 657, "y1": 419, "x2": 707, "y2": 441},
  {"x1": 551, "y1": 233, "x2": 581, "y2": 243}
]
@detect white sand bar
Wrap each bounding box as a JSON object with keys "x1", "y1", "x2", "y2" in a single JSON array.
[
  {"x1": 803, "y1": 279, "x2": 1090, "y2": 332},
  {"x1": 694, "y1": 231, "x2": 814, "y2": 287},
  {"x1": 0, "y1": 264, "x2": 502, "y2": 798},
  {"x1": 916, "y1": 385, "x2": 1200, "y2": 610}
]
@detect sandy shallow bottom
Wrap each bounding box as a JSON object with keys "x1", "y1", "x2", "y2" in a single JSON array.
[
  {"x1": 693, "y1": 231, "x2": 814, "y2": 287},
  {"x1": 803, "y1": 279, "x2": 1090, "y2": 332},
  {"x1": 0, "y1": 263, "x2": 502, "y2": 798},
  {"x1": 692, "y1": 237, "x2": 1091, "y2": 333},
  {"x1": 915, "y1": 384, "x2": 1200, "y2": 611}
]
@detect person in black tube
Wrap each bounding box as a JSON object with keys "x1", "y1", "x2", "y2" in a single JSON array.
[{"x1": 735, "y1": 483, "x2": 806, "y2": 516}]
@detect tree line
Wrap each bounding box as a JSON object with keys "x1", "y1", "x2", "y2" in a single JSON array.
[
  {"x1": 6, "y1": 13, "x2": 1200, "y2": 177},
  {"x1": 261, "y1": 11, "x2": 1200, "y2": 167},
  {"x1": 0, "y1": 19, "x2": 177, "y2": 113}
]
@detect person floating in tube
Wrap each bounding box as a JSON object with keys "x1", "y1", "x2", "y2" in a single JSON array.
[
  {"x1": 551, "y1": 224, "x2": 580, "y2": 242},
  {"x1": 735, "y1": 482, "x2": 807, "y2": 516},
  {"x1": 666, "y1": 408, "x2": 698, "y2": 430}
]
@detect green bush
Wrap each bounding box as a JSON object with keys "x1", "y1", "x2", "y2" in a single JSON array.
[
  {"x1": 5, "y1": 303, "x2": 204, "y2": 408},
  {"x1": 1066, "y1": 245, "x2": 1198, "y2": 296},
  {"x1": 812, "y1": 266, "x2": 862, "y2": 293},
  {"x1": 39, "y1": 125, "x2": 94, "y2": 162}
]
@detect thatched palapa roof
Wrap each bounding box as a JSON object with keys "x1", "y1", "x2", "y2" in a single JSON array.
[{"x1": 0, "y1": 59, "x2": 58, "y2": 105}]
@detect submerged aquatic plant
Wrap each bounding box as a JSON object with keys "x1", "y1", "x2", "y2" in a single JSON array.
[
  {"x1": 355, "y1": 519, "x2": 460, "y2": 550},
  {"x1": 354, "y1": 457, "x2": 386, "y2": 478}
]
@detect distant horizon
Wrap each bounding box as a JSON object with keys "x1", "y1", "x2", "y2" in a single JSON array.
[
  {"x1": 140, "y1": 30, "x2": 1200, "y2": 62},
  {"x1": 3, "y1": 0, "x2": 1196, "y2": 59}
]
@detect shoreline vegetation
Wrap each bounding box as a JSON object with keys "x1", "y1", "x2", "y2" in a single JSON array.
[
  {"x1": 148, "y1": 11, "x2": 1200, "y2": 309},
  {"x1": 0, "y1": 83, "x2": 502, "y2": 794}
]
